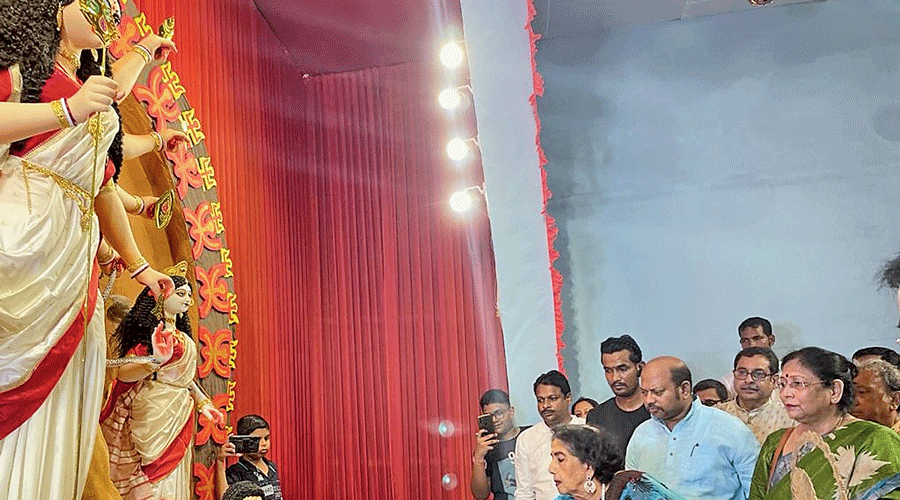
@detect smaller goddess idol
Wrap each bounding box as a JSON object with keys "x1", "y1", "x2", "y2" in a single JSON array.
[{"x1": 101, "y1": 263, "x2": 224, "y2": 500}]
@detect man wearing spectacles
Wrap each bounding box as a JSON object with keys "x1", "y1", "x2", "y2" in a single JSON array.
[
  {"x1": 471, "y1": 389, "x2": 528, "y2": 500},
  {"x1": 720, "y1": 317, "x2": 776, "y2": 398},
  {"x1": 715, "y1": 347, "x2": 794, "y2": 443},
  {"x1": 514, "y1": 370, "x2": 584, "y2": 500}
]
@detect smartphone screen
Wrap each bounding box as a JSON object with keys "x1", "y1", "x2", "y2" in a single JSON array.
[{"x1": 477, "y1": 413, "x2": 495, "y2": 435}]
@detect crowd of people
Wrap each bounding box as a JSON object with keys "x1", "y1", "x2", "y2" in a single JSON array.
[{"x1": 470, "y1": 258, "x2": 900, "y2": 500}]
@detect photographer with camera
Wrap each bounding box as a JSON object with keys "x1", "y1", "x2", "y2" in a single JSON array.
[{"x1": 216, "y1": 415, "x2": 283, "y2": 500}]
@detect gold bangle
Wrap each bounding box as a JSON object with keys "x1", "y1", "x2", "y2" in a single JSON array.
[
  {"x1": 196, "y1": 397, "x2": 212, "y2": 412},
  {"x1": 50, "y1": 100, "x2": 69, "y2": 129},
  {"x1": 126, "y1": 257, "x2": 148, "y2": 274},
  {"x1": 132, "y1": 44, "x2": 153, "y2": 64},
  {"x1": 150, "y1": 131, "x2": 163, "y2": 152},
  {"x1": 98, "y1": 244, "x2": 115, "y2": 266},
  {"x1": 126, "y1": 192, "x2": 145, "y2": 215},
  {"x1": 98, "y1": 180, "x2": 117, "y2": 194}
]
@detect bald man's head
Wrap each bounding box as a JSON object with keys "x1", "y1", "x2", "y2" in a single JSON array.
[
  {"x1": 644, "y1": 356, "x2": 692, "y2": 388},
  {"x1": 640, "y1": 357, "x2": 694, "y2": 429}
]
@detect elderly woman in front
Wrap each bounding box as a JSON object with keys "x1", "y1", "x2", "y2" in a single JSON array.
[
  {"x1": 749, "y1": 347, "x2": 900, "y2": 500},
  {"x1": 548, "y1": 424, "x2": 685, "y2": 500}
]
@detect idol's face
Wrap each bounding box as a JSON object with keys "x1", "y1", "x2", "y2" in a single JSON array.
[
  {"x1": 62, "y1": 0, "x2": 122, "y2": 50},
  {"x1": 163, "y1": 284, "x2": 193, "y2": 316}
]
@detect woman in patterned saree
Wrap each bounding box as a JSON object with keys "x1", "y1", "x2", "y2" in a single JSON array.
[
  {"x1": 0, "y1": 1, "x2": 175, "y2": 499},
  {"x1": 749, "y1": 347, "x2": 900, "y2": 500},
  {"x1": 549, "y1": 424, "x2": 687, "y2": 500},
  {"x1": 102, "y1": 266, "x2": 224, "y2": 500}
]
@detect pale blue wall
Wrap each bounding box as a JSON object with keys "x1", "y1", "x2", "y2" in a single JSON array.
[{"x1": 536, "y1": 0, "x2": 900, "y2": 404}]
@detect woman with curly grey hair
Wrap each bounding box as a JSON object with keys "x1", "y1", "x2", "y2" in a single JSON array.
[{"x1": 549, "y1": 425, "x2": 685, "y2": 500}]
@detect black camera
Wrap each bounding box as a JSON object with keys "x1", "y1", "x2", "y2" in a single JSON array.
[{"x1": 229, "y1": 435, "x2": 261, "y2": 454}]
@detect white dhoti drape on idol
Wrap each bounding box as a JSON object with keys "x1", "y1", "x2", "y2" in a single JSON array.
[{"x1": 0, "y1": 84, "x2": 119, "y2": 500}]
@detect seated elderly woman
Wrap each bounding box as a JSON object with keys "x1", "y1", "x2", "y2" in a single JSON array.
[
  {"x1": 749, "y1": 347, "x2": 900, "y2": 500},
  {"x1": 549, "y1": 424, "x2": 685, "y2": 500}
]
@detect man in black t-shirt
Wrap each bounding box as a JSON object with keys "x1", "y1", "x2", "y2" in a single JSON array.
[
  {"x1": 586, "y1": 335, "x2": 650, "y2": 451},
  {"x1": 471, "y1": 389, "x2": 527, "y2": 500},
  {"x1": 217, "y1": 415, "x2": 283, "y2": 500}
]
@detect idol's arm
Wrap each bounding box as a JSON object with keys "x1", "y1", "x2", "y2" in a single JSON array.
[
  {"x1": 122, "y1": 128, "x2": 189, "y2": 159},
  {"x1": 94, "y1": 185, "x2": 173, "y2": 296},
  {"x1": 0, "y1": 75, "x2": 117, "y2": 143},
  {"x1": 111, "y1": 34, "x2": 177, "y2": 99}
]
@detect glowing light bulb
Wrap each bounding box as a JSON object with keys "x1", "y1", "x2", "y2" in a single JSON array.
[
  {"x1": 446, "y1": 138, "x2": 469, "y2": 161},
  {"x1": 439, "y1": 42, "x2": 465, "y2": 69},
  {"x1": 438, "y1": 88, "x2": 462, "y2": 110},
  {"x1": 449, "y1": 191, "x2": 473, "y2": 213}
]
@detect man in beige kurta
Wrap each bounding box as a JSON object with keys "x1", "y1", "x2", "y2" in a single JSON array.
[{"x1": 716, "y1": 347, "x2": 794, "y2": 444}]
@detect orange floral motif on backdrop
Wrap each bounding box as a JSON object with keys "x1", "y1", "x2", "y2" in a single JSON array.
[
  {"x1": 195, "y1": 393, "x2": 230, "y2": 446},
  {"x1": 132, "y1": 66, "x2": 181, "y2": 126},
  {"x1": 184, "y1": 202, "x2": 223, "y2": 259},
  {"x1": 108, "y1": 15, "x2": 142, "y2": 59},
  {"x1": 194, "y1": 262, "x2": 231, "y2": 319},
  {"x1": 192, "y1": 462, "x2": 216, "y2": 500},
  {"x1": 167, "y1": 146, "x2": 203, "y2": 199},
  {"x1": 198, "y1": 326, "x2": 233, "y2": 379}
]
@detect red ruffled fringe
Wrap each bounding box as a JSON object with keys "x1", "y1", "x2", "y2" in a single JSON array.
[{"x1": 525, "y1": 0, "x2": 566, "y2": 373}]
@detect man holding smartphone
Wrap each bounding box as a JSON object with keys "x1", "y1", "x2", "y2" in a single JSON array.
[{"x1": 471, "y1": 389, "x2": 526, "y2": 500}]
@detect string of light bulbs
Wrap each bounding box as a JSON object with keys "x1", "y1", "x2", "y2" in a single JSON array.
[{"x1": 438, "y1": 40, "x2": 483, "y2": 214}]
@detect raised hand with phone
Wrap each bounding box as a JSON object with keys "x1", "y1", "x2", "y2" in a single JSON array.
[{"x1": 471, "y1": 390, "x2": 526, "y2": 500}]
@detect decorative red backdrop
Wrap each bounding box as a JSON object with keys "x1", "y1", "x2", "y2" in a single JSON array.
[{"x1": 134, "y1": 1, "x2": 509, "y2": 499}]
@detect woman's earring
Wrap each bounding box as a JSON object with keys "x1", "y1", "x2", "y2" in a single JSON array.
[
  {"x1": 56, "y1": 4, "x2": 64, "y2": 32},
  {"x1": 584, "y1": 476, "x2": 597, "y2": 494}
]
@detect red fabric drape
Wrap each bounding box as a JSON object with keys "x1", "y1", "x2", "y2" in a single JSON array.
[{"x1": 136, "y1": 2, "x2": 508, "y2": 499}]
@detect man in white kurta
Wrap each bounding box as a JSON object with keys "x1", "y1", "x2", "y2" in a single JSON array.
[{"x1": 514, "y1": 370, "x2": 584, "y2": 500}]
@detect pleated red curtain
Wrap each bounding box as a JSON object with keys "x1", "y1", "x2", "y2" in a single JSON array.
[{"x1": 136, "y1": 2, "x2": 509, "y2": 499}]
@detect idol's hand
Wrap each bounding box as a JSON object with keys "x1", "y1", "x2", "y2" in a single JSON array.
[
  {"x1": 68, "y1": 75, "x2": 118, "y2": 123},
  {"x1": 137, "y1": 195, "x2": 158, "y2": 218},
  {"x1": 201, "y1": 403, "x2": 225, "y2": 426},
  {"x1": 137, "y1": 34, "x2": 178, "y2": 62},
  {"x1": 159, "y1": 128, "x2": 189, "y2": 152},
  {"x1": 151, "y1": 321, "x2": 175, "y2": 365},
  {"x1": 134, "y1": 266, "x2": 175, "y2": 299},
  {"x1": 100, "y1": 250, "x2": 126, "y2": 276}
]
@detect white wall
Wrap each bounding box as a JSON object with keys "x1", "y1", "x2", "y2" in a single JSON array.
[{"x1": 537, "y1": 0, "x2": 900, "y2": 403}]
